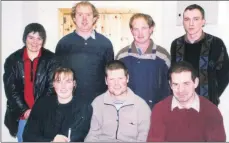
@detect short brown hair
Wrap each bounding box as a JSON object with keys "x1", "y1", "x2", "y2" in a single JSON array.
[
  {"x1": 105, "y1": 60, "x2": 128, "y2": 77},
  {"x1": 53, "y1": 67, "x2": 77, "y2": 94},
  {"x1": 169, "y1": 61, "x2": 198, "y2": 82},
  {"x1": 53, "y1": 67, "x2": 76, "y2": 82},
  {"x1": 129, "y1": 13, "x2": 155, "y2": 29},
  {"x1": 71, "y1": 1, "x2": 99, "y2": 25},
  {"x1": 184, "y1": 4, "x2": 205, "y2": 19}
]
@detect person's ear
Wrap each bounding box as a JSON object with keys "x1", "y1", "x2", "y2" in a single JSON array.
[
  {"x1": 194, "y1": 77, "x2": 199, "y2": 88},
  {"x1": 202, "y1": 19, "x2": 206, "y2": 27},
  {"x1": 127, "y1": 75, "x2": 129, "y2": 83},
  {"x1": 73, "y1": 80, "x2": 77, "y2": 88},
  {"x1": 105, "y1": 77, "x2": 108, "y2": 85},
  {"x1": 149, "y1": 26, "x2": 154, "y2": 34}
]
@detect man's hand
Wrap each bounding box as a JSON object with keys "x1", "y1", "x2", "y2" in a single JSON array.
[
  {"x1": 52, "y1": 134, "x2": 69, "y2": 142},
  {"x1": 24, "y1": 109, "x2": 31, "y2": 119}
]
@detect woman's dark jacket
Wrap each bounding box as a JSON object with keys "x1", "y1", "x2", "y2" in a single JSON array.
[
  {"x1": 23, "y1": 95, "x2": 92, "y2": 142},
  {"x1": 3, "y1": 46, "x2": 59, "y2": 137}
]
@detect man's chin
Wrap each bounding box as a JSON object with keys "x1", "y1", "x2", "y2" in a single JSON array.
[
  {"x1": 79, "y1": 27, "x2": 92, "y2": 31},
  {"x1": 135, "y1": 39, "x2": 148, "y2": 44},
  {"x1": 58, "y1": 92, "x2": 69, "y2": 96}
]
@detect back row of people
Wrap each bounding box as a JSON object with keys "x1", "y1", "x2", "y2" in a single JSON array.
[{"x1": 3, "y1": 1, "x2": 229, "y2": 142}]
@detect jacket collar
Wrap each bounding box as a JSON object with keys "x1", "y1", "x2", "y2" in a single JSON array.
[
  {"x1": 184, "y1": 31, "x2": 205, "y2": 44},
  {"x1": 23, "y1": 47, "x2": 42, "y2": 61},
  {"x1": 103, "y1": 87, "x2": 135, "y2": 106},
  {"x1": 16, "y1": 46, "x2": 47, "y2": 62},
  {"x1": 130, "y1": 39, "x2": 154, "y2": 54}
]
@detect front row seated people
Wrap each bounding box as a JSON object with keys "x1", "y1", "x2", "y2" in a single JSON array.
[{"x1": 22, "y1": 61, "x2": 226, "y2": 142}]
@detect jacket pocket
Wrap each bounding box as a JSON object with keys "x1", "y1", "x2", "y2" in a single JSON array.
[{"x1": 4, "y1": 108, "x2": 19, "y2": 137}]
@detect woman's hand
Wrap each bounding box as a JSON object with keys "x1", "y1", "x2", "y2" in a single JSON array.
[
  {"x1": 24, "y1": 109, "x2": 31, "y2": 119},
  {"x1": 52, "y1": 134, "x2": 70, "y2": 142}
]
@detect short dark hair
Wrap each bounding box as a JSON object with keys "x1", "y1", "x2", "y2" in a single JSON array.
[
  {"x1": 22, "y1": 23, "x2": 46, "y2": 46},
  {"x1": 105, "y1": 60, "x2": 128, "y2": 77},
  {"x1": 169, "y1": 61, "x2": 198, "y2": 82},
  {"x1": 184, "y1": 4, "x2": 205, "y2": 19}
]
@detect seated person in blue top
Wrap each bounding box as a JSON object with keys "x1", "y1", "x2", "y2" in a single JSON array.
[{"x1": 23, "y1": 67, "x2": 92, "y2": 142}]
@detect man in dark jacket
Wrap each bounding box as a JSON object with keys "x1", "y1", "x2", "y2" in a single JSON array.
[
  {"x1": 3, "y1": 23, "x2": 59, "y2": 142},
  {"x1": 55, "y1": 1, "x2": 114, "y2": 104},
  {"x1": 170, "y1": 4, "x2": 229, "y2": 106}
]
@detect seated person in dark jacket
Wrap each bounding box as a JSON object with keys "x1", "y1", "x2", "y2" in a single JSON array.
[{"x1": 23, "y1": 67, "x2": 93, "y2": 142}]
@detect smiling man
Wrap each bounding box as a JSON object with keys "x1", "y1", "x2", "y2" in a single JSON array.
[
  {"x1": 116, "y1": 13, "x2": 170, "y2": 109},
  {"x1": 85, "y1": 60, "x2": 151, "y2": 142},
  {"x1": 55, "y1": 1, "x2": 114, "y2": 105},
  {"x1": 147, "y1": 61, "x2": 226, "y2": 142},
  {"x1": 170, "y1": 4, "x2": 229, "y2": 106}
]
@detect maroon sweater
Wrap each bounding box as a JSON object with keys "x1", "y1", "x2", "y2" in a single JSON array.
[{"x1": 147, "y1": 95, "x2": 226, "y2": 142}]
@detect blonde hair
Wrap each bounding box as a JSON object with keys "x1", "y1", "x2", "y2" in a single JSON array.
[
  {"x1": 71, "y1": 1, "x2": 99, "y2": 25},
  {"x1": 129, "y1": 13, "x2": 155, "y2": 29}
]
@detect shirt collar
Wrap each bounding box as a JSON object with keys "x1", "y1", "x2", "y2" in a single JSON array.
[
  {"x1": 171, "y1": 93, "x2": 200, "y2": 112},
  {"x1": 23, "y1": 47, "x2": 42, "y2": 61},
  {"x1": 90, "y1": 30, "x2": 96, "y2": 39},
  {"x1": 131, "y1": 39, "x2": 154, "y2": 54},
  {"x1": 104, "y1": 87, "x2": 135, "y2": 106},
  {"x1": 75, "y1": 30, "x2": 96, "y2": 40}
]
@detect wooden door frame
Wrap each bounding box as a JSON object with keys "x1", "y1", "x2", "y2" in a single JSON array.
[{"x1": 58, "y1": 8, "x2": 139, "y2": 38}]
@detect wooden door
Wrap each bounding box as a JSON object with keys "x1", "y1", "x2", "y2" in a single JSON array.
[{"x1": 58, "y1": 8, "x2": 138, "y2": 55}]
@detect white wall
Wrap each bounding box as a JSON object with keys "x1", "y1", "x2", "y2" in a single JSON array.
[
  {"x1": 35, "y1": 1, "x2": 164, "y2": 52},
  {"x1": 161, "y1": 1, "x2": 229, "y2": 51},
  {"x1": 1, "y1": 2, "x2": 24, "y2": 141},
  {"x1": 1, "y1": 1, "x2": 229, "y2": 142}
]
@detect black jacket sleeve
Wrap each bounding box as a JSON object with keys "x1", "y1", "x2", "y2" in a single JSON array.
[
  {"x1": 23, "y1": 98, "x2": 53, "y2": 142},
  {"x1": 71, "y1": 104, "x2": 93, "y2": 142},
  {"x1": 170, "y1": 40, "x2": 177, "y2": 65},
  {"x1": 43, "y1": 57, "x2": 60, "y2": 97},
  {"x1": 3, "y1": 57, "x2": 28, "y2": 116},
  {"x1": 214, "y1": 39, "x2": 229, "y2": 97}
]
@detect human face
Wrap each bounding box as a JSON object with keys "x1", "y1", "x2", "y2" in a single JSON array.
[
  {"x1": 183, "y1": 9, "x2": 205, "y2": 37},
  {"x1": 105, "y1": 69, "x2": 129, "y2": 97},
  {"x1": 26, "y1": 32, "x2": 43, "y2": 53},
  {"x1": 170, "y1": 71, "x2": 199, "y2": 106},
  {"x1": 73, "y1": 5, "x2": 97, "y2": 33},
  {"x1": 131, "y1": 17, "x2": 154, "y2": 45},
  {"x1": 53, "y1": 73, "x2": 76, "y2": 101}
]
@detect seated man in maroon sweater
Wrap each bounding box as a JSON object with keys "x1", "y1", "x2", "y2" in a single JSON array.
[{"x1": 147, "y1": 61, "x2": 226, "y2": 142}]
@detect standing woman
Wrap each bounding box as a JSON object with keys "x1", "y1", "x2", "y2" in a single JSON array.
[
  {"x1": 23, "y1": 67, "x2": 92, "y2": 142},
  {"x1": 3, "y1": 23, "x2": 59, "y2": 142}
]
